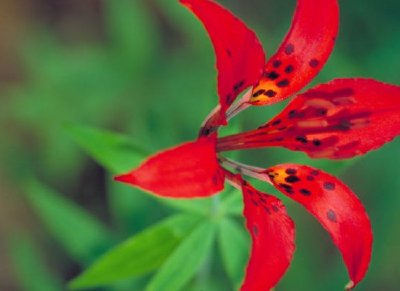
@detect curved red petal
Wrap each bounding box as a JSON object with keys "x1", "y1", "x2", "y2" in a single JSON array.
[
  {"x1": 115, "y1": 137, "x2": 224, "y2": 198},
  {"x1": 180, "y1": 0, "x2": 265, "y2": 124},
  {"x1": 240, "y1": 179, "x2": 295, "y2": 291},
  {"x1": 266, "y1": 164, "x2": 372, "y2": 289},
  {"x1": 250, "y1": 0, "x2": 339, "y2": 105},
  {"x1": 217, "y1": 79, "x2": 400, "y2": 159}
]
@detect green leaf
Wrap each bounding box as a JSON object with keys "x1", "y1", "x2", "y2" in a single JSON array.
[
  {"x1": 66, "y1": 124, "x2": 217, "y2": 217},
  {"x1": 24, "y1": 179, "x2": 114, "y2": 264},
  {"x1": 217, "y1": 218, "x2": 249, "y2": 288},
  {"x1": 69, "y1": 214, "x2": 200, "y2": 289},
  {"x1": 103, "y1": 0, "x2": 157, "y2": 72},
  {"x1": 146, "y1": 220, "x2": 216, "y2": 291},
  {"x1": 157, "y1": 197, "x2": 213, "y2": 216},
  {"x1": 220, "y1": 188, "x2": 243, "y2": 216},
  {"x1": 8, "y1": 235, "x2": 63, "y2": 291},
  {"x1": 65, "y1": 124, "x2": 147, "y2": 173}
]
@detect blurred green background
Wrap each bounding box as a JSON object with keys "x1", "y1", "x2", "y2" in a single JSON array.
[{"x1": 0, "y1": 0, "x2": 399, "y2": 290}]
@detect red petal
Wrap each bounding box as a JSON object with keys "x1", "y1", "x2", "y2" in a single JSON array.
[
  {"x1": 249, "y1": 0, "x2": 339, "y2": 105},
  {"x1": 266, "y1": 164, "x2": 372, "y2": 289},
  {"x1": 240, "y1": 179, "x2": 295, "y2": 291},
  {"x1": 217, "y1": 79, "x2": 400, "y2": 159},
  {"x1": 180, "y1": 0, "x2": 265, "y2": 124},
  {"x1": 115, "y1": 137, "x2": 224, "y2": 198}
]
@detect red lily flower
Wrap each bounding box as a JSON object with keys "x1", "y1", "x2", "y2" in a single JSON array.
[{"x1": 115, "y1": 0, "x2": 400, "y2": 290}]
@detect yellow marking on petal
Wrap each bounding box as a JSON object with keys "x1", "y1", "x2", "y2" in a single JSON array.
[
  {"x1": 267, "y1": 169, "x2": 289, "y2": 184},
  {"x1": 249, "y1": 80, "x2": 280, "y2": 105}
]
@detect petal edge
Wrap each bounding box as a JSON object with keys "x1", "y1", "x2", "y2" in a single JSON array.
[
  {"x1": 267, "y1": 164, "x2": 373, "y2": 288},
  {"x1": 250, "y1": 0, "x2": 339, "y2": 105},
  {"x1": 115, "y1": 137, "x2": 224, "y2": 198},
  {"x1": 240, "y1": 178, "x2": 295, "y2": 291},
  {"x1": 181, "y1": 0, "x2": 265, "y2": 124}
]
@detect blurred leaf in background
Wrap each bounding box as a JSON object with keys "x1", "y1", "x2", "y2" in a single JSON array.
[{"x1": 8, "y1": 235, "x2": 63, "y2": 291}]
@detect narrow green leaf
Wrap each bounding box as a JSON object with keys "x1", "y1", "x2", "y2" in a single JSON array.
[
  {"x1": 8, "y1": 235, "x2": 63, "y2": 291},
  {"x1": 146, "y1": 220, "x2": 216, "y2": 291},
  {"x1": 69, "y1": 214, "x2": 200, "y2": 289},
  {"x1": 217, "y1": 218, "x2": 249, "y2": 288},
  {"x1": 103, "y1": 0, "x2": 157, "y2": 72},
  {"x1": 65, "y1": 124, "x2": 147, "y2": 173},
  {"x1": 66, "y1": 124, "x2": 215, "y2": 216},
  {"x1": 220, "y1": 188, "x2": 243, "y2": 216},
  {"x1": 24, "y1": 179, "x2": 114, "y2": 264},
  {"x1": 157, "y1": 197, "x2": 212, "y2": 216}
]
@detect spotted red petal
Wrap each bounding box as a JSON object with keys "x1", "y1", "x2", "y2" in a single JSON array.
[
  {"x1": 250, "y1": 0, "x2": 339, "y2": 105},
  {"x1": 115, "y1": 137, "x2": 224, "y2": 198},
  {"x1": 266, "y1": 164, "x2": 372, "y2": 289},
  {"x1": 218, "y1": 78, "x2": 400, "y2": 159},
  {"x1": 180, "y1": 0, "x2": 265, "y2": 125},
  {"x1": 241, "y1": 179, "x2": 295, "y2": 291}
]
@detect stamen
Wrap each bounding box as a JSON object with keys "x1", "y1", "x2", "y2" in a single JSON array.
[
  {"x1": 225, "y1": 89, "x2": 252, "y2": 120},
  {"x1": 219, "y1": 156, "x2": 272, "y2": 184},
  {"x1": 199, "y1": 89, "x2": 252, "y2": 137},
  {"x1": 199, "y1": 104, "x2": 221, "y2": 137},
  {"x1": 223, "y1": 168, "x2": 242, "y2": 190}
]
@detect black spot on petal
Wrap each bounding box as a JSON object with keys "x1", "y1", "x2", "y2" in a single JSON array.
[
  {"x1": 323, "y1": 181, "x2": 335, "y2": 191},
  {"x1": 309, "y1": 59, "x2": 319, "y2": 68},
  {"x1": 285, "y1": 168, "x2": 297, "y2": 175},
  {"x1": 288, "y1": 110, "x2": 297, "y2": 118},
  {"x1": 272, "y1": 119, "x2": 282, "y2": 126},
  {"x1": 285, "y1": 65, "x2": 294, "y2": 73},
  {"x1": 253, "y1": 225, "x2": 259, "y2": 235},
  {"x1": 336, "y1": 119, "x2": 352, "y2": 131},
  {"x1": 253, "y1": 89, "x2": 266, "y2": 97},
  {"x1": 296, "y1": 136, "x2": 308, "y2": 144},
  {"x1": 233, "y1": 80, "x2": 245, "y2": 92},
  {"x1": 267, "y1": 173, "x2": 275, "y2": 180},
  {"x1": 277, "y1": 79, "x2": 290, "y2": 87},
  {"x1": 272, "y1": 60, "x2": 282, "y2": 68},
  {"x1": 313, "y1": 139, "x2": 322, "y2": 146},
  {"x1": 278, "y1": 183, "x2": 294, "y2": 194},
  {"x1": 285, "y1": 175, "x2": 300, "y2": 183},
  {"x1": 226, "y1": 94, "x2": 234, "y2": 104},
  {"x1": 300, "y1": 188, "x2": 311, "y2": 196},
  {"x1": 264, "y1": 207, "x2": 271, "y2": 214},
  {"x1": 327, "y1": 209, "x2": 337, "y2": 222},
  {"x1": 264, "y1": 89, "x2": 277, "y2": 97},
  {"x1": 268, "y1": 71, "x2": 280, "y2": 80},
  {"x1": 212, "y1": 175, "x2": 219, "y2": 186},
  {"x1": 311, "y1": 170, "x2": 320, "y2": 176},
  {"x1": 279, "y1": 183, "x2": 292, "y2": 189},
  {"x1": 285, "y1": 43, "x2": 295, "y2": 55},
  {"x1": 317, "y1": 108, "x2": 328, "y2": 116}
]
